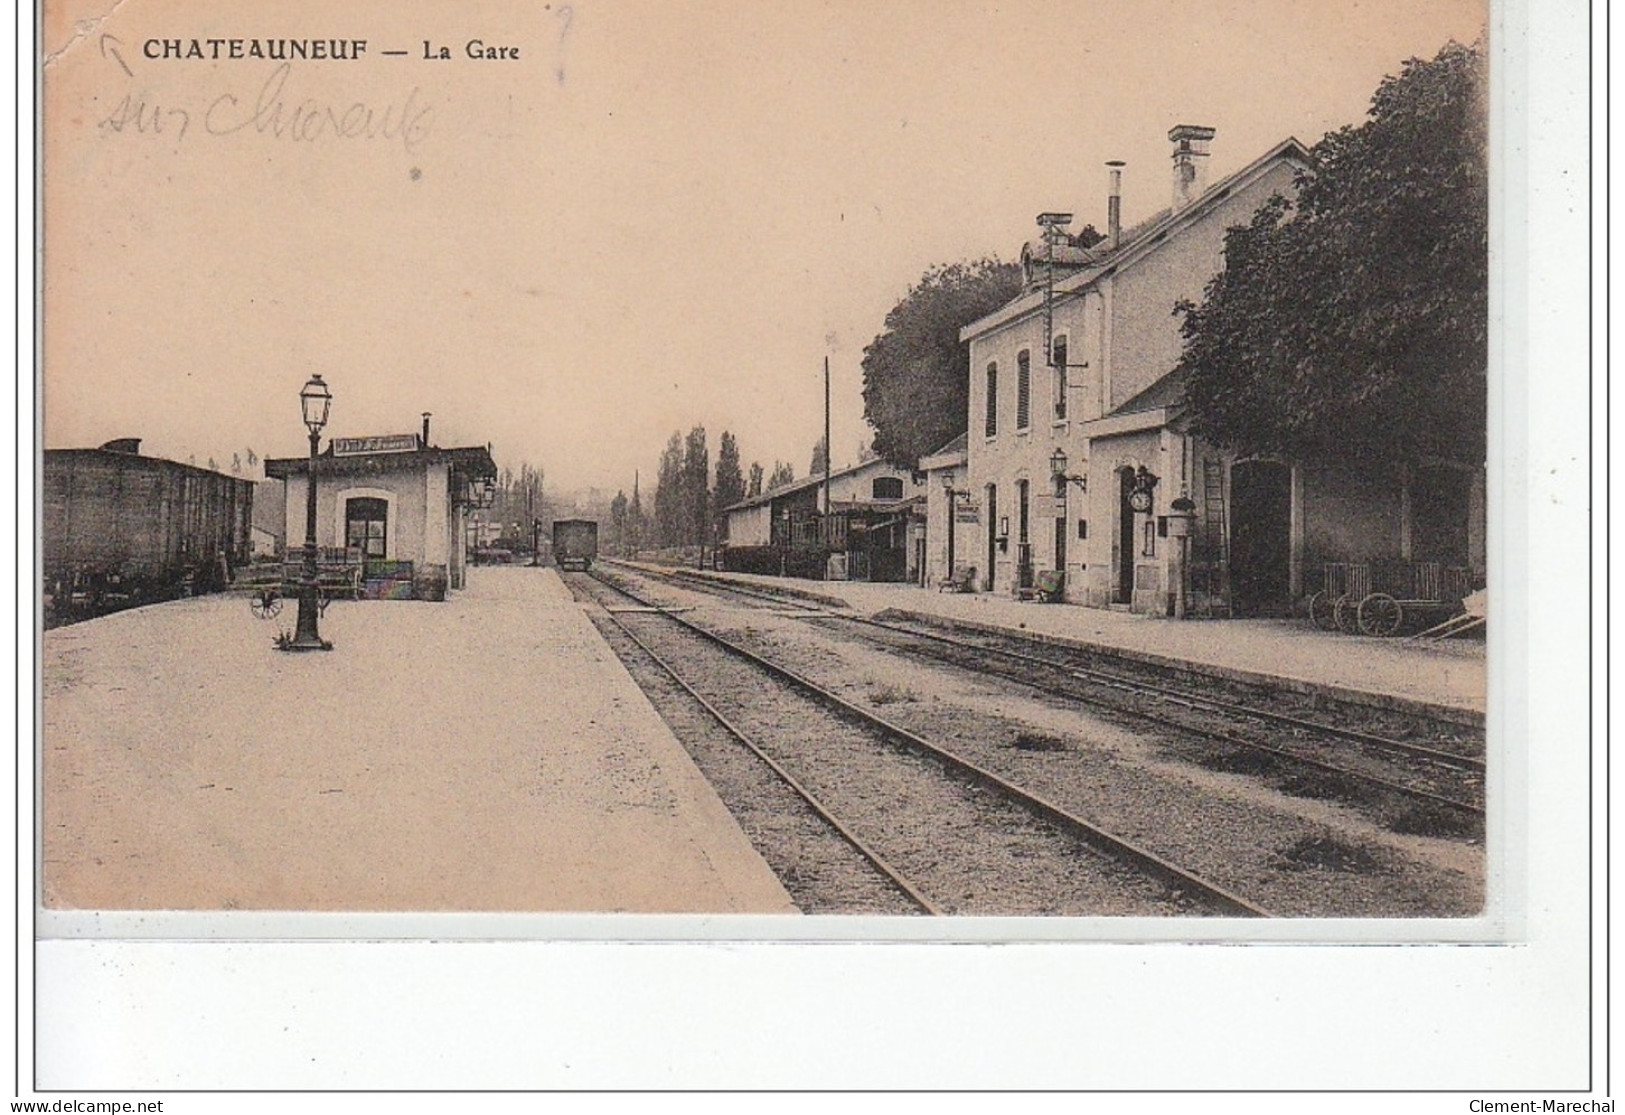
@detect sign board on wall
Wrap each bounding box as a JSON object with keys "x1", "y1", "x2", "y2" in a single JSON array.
[
  {"x1": 332, "y1": 434, "x2": 420, "y2": 457},
  {"x1": 954, "y1": 500, "x2": 981, "y2": 524}
]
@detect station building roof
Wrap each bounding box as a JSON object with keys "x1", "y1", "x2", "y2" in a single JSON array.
[{"x1": 264, "y1": 443, "x2": 498, "y2": 482}]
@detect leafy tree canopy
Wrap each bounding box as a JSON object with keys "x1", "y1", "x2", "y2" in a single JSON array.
[
  {"x1": 713, "y1": 431, "x2": 745, "y2": 537},
  {"x1": 862, "y1": 258, "x2": 1023, "y2": 467},
  {"x1": 809, "y1": 435, "x2": 829, "y2": 477},
  {"x1": 1177, "y1": 40, "x2": 1486, "y2": 471}
]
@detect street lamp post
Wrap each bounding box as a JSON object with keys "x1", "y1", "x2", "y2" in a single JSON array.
[
  {"x1": 286, "y1": 374, "x2": 333, "y2": 652},
  {"x1": 940, "y1": 473, "x2": 973, "y2": 586},
  {"x1": 941, "y1": 474, "x2": 958, "y2": 585},
  {"x1": 1049, "y1": 449, "x2": 1087, "y2": 598}
]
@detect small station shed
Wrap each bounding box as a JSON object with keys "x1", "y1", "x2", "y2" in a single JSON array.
[
  {"x1": 721, "y1": 458, "x2": 927, "y2": 583},
  {"x1": 265, "y1": 430, "x2": 498, "y2": 601}
]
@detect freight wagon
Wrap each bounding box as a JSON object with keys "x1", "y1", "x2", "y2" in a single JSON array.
[
  {"x1": 43, "y1": 440, "x2": 255, "y2": 625},
  {"x1": 551, "y1": 519, "x2": 598, "y2": 572}
]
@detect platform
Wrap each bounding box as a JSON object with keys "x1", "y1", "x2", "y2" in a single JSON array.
[
  {"x1": 643, "y1": 564, "x2": 1487, "y2": 721},
  {"x1": 40, "y1": 567, "x2": 797, "y2": 913}
]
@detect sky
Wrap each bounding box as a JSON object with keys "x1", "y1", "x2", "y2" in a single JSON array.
[{"x1": 43, "y1": 0, "x2": 1487, "y2": 496}]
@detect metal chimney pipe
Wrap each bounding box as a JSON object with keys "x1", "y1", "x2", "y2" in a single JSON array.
[
  {"x1": 422, "y1": 412, "x2": 431, "y2": 447},
  {"x1": 1106, "y1": 160, "x2": 1125, "y2": 249}
]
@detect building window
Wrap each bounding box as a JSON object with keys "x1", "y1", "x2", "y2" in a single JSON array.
[
  {"x1": 985, "y1": 363, "x2": 998, "y2": 437},
  {"x1": 346, "y1": 497, "x2": 387, "y2": 561},
  {"x1": 1016, "y1": 350, "x2": 1031, "y2": 430},
  {"x1": 1052, "y1": 336, "x2": 1068, "y2": 420},
  {"x1": 872, "y1": 476, "x2": 904, "y2": 500}
]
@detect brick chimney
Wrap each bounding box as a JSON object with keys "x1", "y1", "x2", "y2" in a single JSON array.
[{"x1": 1169, "y1": 124, "x2": 1216, "y2": 211}]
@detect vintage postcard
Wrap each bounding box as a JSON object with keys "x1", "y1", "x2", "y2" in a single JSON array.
[{"x1": 26, "y1": 0, "x2": 1594, "y2": 1093}]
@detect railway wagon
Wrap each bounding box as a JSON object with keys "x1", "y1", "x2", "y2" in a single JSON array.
[
  {"x1": 43, "y1": 440, "x2": 254, "y2": 623},
  {"x1": 551, "y1": 519, "x2": 598, "y2": 572}
]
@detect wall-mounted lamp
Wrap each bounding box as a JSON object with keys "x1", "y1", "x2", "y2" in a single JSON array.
[{"x1": 1049, "y1": 449, "x2": 1087, "y2": 497}]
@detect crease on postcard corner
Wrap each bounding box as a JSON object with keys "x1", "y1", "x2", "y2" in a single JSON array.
[{"x1": 42, "y1": 0, "x2": 138, "y2": 71}]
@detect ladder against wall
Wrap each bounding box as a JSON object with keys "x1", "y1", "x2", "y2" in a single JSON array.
[{"x1": 1193, "y1": 458, "x2": 1231, "y2": 617}]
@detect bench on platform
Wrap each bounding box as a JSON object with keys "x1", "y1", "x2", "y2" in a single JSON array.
[
  {"x1": 1017, "y1": 569, "x2": 1065, "y2": 603},
  {"x1": 281, "y1": 559, "x2": 363, "y2": 602},
  {"x1": 937, "y1": 567, "x2": 977, "y2": 593}
]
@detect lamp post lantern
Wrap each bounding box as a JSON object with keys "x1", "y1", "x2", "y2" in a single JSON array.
[
  {"x1": 286, "y1": 374, "x2": 333, "y2": 652},
  {"x1": 1049, "y1": 448, "x2": 1086, "y2": 497},
  {"x1": 1048, "y1": 449, "x2": 1087, "y2": 598}
]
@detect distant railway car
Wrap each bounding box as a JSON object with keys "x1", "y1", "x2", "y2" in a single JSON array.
[
  {"x1": 551, "y1": 519, "x2": 598, "y2": 572},
  {"x1": 43, "y1": 440, "x2": 254, "y2": 624}
]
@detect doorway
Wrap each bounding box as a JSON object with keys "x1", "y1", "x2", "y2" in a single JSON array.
[
  {"x1": 1116, "y1": 468, "x2": 1136, "y2": 604},
  {"x1": 984, "y1": 484, "x2": 998, "y2": 592},
  {"x1": 1229, "y1": 461, "x2": 1292, "y2": 616},
  {"x1": 1015, "y1": 479, "x2": 1032, "y2": 591},
  {"x1": 345, "y1": 497, "x2": 388, "y2": 567}
]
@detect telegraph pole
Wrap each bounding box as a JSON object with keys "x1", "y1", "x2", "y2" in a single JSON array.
[{"x1": 823, "y1": 355, "x2": 832, "y2": 534}]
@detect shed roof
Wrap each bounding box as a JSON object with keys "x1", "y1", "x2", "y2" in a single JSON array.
[
  {"x1": 724, "y1": 457, "x2": 912, "y2": 512},
  {"x1": 264, "y1": 444, "x2": 498, "y2": 481}
]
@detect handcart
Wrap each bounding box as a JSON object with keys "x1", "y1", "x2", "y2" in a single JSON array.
[
  {"x1": 249, "y1": 552, "x2": 363, "y2": 619},
  {"x1": 1308, "y1": 561, "x2": 1474, "y2": 638}
]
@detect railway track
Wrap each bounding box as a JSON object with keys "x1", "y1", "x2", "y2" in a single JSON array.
[
  {"x1": 605, "y1": 562, "x2": 1485, "y2": 833},
  {"x1": 576, "y1": 569, "x2": 1273, "y2": 918}
]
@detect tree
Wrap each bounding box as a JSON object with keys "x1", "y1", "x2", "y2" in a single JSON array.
[
  {"x1": 746, "y1": 461, "x2": 764, "y2": 499},
  {"x1": 713, "y1": 431, "x2": 745, "y2": 542},
  {"x1": 768, "y1": 461, "x2": 795, "y2": 490},
  {"x1": 1177, "y1": 41, "x2": 1487, "y2": 471},
  {"x1": 809, "y1": 435, "x2": 829, "y2": 477},
  {"x1": 653, "y1": 431, "x2": 684, "y2": 545},
  {"x1": 629, "y1": 474, "x2": 646, "y2": 554},
  {"x1": 861, "y1": 258, "x2": 1024, "y2": 467},
  {"x1": 609, "y1": 490, "x2": 629, "y2": 555},
  {"x1": 681, "y1": 426, "x2": 709, "y2": 548}
]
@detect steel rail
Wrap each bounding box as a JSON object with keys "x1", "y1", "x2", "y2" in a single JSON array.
[
  {"x1": 653, "y1": 568, "x2": 1482, "y2": 776},
  {"x1": 827, "y1": 614, "x2": 1486, "y2": 820},
  {"x1": 653, "y1": 564, "x2": 1482, "y2": 773},
  {"x1": 591, "y1": 593, "x2": 942, "y2": 915},
  {"x1": 865, "y1": 617, "x2": 1487, "y2": 772},
  {"x1": 587, "y1": 570, "x2": 1274, "y2": 919},
  {"x1": 611, "y1": 565, "x2": 1484, "y2": 820}
]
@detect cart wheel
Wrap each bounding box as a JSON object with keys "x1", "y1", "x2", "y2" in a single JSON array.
[
  {"x1": 250, "y1": 591, "x2": 283, "y2": 620},
  {"x1": 1333, "y1": 594, "x2": 1360, "y2": 634},
  {"x1": 1307, "y1": 591, "x2": 1338, "y2": 631},
  {"x1": 1358, "y1": 593, "x2": 1404, "y2": 637}
]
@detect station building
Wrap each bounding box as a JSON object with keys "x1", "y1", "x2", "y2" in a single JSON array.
[
  {"x1": 960, "y1": 126, "x2": 1485, "y2": 617},
  {"x1": 265, "y1": 425, "x2": 498, "y2": 601},
  {"x1": 722, "y1": 458, "x2": 927, "y2": 583}
]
